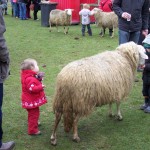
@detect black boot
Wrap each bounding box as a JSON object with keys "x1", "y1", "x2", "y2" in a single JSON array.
[{"x1": 140, "y1": 98, "x2": 149, "y2": 110}]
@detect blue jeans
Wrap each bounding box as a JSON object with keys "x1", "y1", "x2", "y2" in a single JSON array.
[
  {"x1": 82, "y1": 24, "x2": 92, "y2": 36},
  {"x1": 0, "y1": 83, "x2": 3, "y2": 147},
  {"x1": 19, "y1": 2, "x2": 26, "y2": 20},
  {"x1": 119, "y1": 29, "x2": 140, "y2": 45},
  {"x1": 13, "y1": 2, "x2": 19, "y2": 18}
]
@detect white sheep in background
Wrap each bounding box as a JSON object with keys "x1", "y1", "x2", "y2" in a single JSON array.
[
  {"x1": 49, "y1": 9, "x2": 73, "y2": 34},
  {"x1": 50, "y1": 42, "x2": 148, "y2": 145},
  {"x1": 90, "y1": 7, "x2": 118, "y2": 38}
]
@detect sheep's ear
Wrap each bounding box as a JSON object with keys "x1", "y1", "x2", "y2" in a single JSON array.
[{"x1": 138, "y1": 45, "x2": 148, "y2": 59}]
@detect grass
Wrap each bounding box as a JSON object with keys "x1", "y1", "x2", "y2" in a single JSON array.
[{"x1": 2, "y1": 6, "x2": 150, "y2": 150}]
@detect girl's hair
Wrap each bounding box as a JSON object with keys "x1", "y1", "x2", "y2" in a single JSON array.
[
  {"x1": 21, "y1": 58, "x2": 37, "y2": 70},
  {"x1": 83, "y1": 3, "x2": 90, "y2": 9}
]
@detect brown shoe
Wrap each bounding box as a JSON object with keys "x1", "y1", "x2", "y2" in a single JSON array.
[{"x1": 0, "y1": 141, "x2": 15, "y2": 150}]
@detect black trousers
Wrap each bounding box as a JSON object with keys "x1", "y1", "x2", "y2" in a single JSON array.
[{"x1": 0, "y1": 83, "x2": 3, "y2": 147}]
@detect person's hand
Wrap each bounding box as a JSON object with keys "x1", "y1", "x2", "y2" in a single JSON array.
[
  {"x1": 140, "y1": 64, "x2": 145, "y2": 69},
  {"x1": 122, "y1": 12, "x2": 131, "y2": 21},
  {"x1": 42, "y1": 84, "x2": 45, "y2": 88},
  {"x1": 142, "y1": 29, "x2": 148, "y2": 37}
]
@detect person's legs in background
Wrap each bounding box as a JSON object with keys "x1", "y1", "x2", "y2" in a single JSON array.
[
  {"x1": 129, "y1": 31, "x2": 140, "y2": 43},
  {"x1": 81, "y1": 24, "x2": 86, "y2": 36},
  {"x1": 119, "y1": 29, "x2": 130, "y2": 45},
  {"x1": 0, "y1": 83, "x2": 15, "y2": 150}
]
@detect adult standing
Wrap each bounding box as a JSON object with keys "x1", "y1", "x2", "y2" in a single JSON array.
[
  {"x1": 113, "y1": 0, "x2": 149, "y2": 45},
  {"x1": 18, "y1": 0, "x2": 27, "y2": 20},
  {"x1": 99, "y1": 0, "x2": 113, "y2": 37},
  {"x1": 138, "y1": 7, "x2": 150, "y2": 45},
  {"x1": 0, "y1": 1, "x2": 15, "y2": 150}
]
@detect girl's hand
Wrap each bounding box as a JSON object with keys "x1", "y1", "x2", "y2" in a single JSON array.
[{"x1": 42, "y1": 84, "x2": 45, "y2": 88}]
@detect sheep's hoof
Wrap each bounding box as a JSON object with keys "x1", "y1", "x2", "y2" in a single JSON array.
[
  {"x1": 51, "y1": 138, "x2": 57, "y2": 146},
  {"x1": 49, "y1": 30, "x2": 51, "y2": 32},
  {"x1": 72, "y1": 136, "x2": 80, "y2": 143},
  {"x1": 110, "y1": 36, "x2": 114, "y2": 38},
  {"x1": 66, "y1": 32, "x2": 68, "y2": 34},
  {"x1": 114, "y1": 115, "x2": 123, "y2": 121},
  {"x1": 51, "y1": 135, "x2": 57, "y2": 146}
]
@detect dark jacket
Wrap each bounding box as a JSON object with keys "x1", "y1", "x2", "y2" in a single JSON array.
[
  {"x1": 113, "y1": 0, "x2": 149, "y2": 32},
  {"x1": 0, "y1": 7, "x2": 10, "y2": 83},
  {"x1": 142, "y1": 51, "x2": 150, "y2": 85},
  {"x1": 0, "y1": 0, "x2": 7, "y2": 9},
  {"x1": 32, "y1": 0, "x2": 40, "y2": 11}
]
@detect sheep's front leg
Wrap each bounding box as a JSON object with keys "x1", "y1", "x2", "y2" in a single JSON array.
[
  {"x1": 108, "y1": 103, "x2": 114, "y2": 117},
  {"x1": 49, "y1": 23, "x2": 52, "y2": 32},
  {"x1": 56, "y1": 25, "x2": 59, "y2": 32},
  {"x1": 51, "y1": 112, "x2": 62, "y2": 146},
  {"x1": 115, "y1": 101, "x2": 123, "y2": 121},
  {"x1": 100, "y1": 27, "x2": 104, "y2": 37},
  {"x1": 72, "y1": 115, "x2": 80, "y2": 142}
]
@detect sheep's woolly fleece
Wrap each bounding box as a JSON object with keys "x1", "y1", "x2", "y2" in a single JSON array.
[{"x1": 53, "y1": 42, "x2": 140, "y2": 117}]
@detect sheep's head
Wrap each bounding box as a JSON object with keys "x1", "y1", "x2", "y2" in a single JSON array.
[
  {"x1": 137, "y1": 45, "x2": 148, "y2": 65},
  {"x1": 90, "y1": 8, "x2": 101, "y2": 15},
  {"x1": 116, "y1": 42, "x2": 148, "y2": 67},
  {"x1": 65, "y1": 9, "x2": 74, "y2": 16}
]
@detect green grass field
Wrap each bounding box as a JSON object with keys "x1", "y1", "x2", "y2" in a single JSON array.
[{"x1": 2, "y1": 6, "x2": 150, "y2": 150}]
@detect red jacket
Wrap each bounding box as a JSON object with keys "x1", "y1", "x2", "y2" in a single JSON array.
[
  {"x1": 21, "y1": 70, "x2": 47, "y2": 109},
  {"x1": 99, "y1": 0, "x2": 113, "y2": 12}
]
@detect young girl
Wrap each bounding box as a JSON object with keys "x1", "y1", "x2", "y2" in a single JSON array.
[
  {"x1": 140, "y1": 34, "x2": 150, "y2": 113},
  {"x1": 79, "y1": 3, "x2": 92, "y2": 36},
  {"x1": 20, "y1": 58, "x2": 47, "y2": 135}
]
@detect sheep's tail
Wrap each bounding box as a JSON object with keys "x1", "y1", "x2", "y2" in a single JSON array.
[{"x1": 63, "y1": 96, "x2": 74, "y2": 132}]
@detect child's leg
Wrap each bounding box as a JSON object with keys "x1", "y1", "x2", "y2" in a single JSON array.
[
  {"x1": 140, "y1": 83, "x2": 149, "y2": 110},
  {"x1": 144, "y1": 86, "x2": 150, "y2": 113},
  {"x1": 81, "y1": 24, "x2": 86, "y2": 36},
  {"x1": 26, "y1": 107, "x2": 40, "y2": 134},
  {"x1": 87, "y1": 24, "x2": 92, "y2": 36}
]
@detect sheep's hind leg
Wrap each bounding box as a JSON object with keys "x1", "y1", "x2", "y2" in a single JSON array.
[
  {"x1": 51, "y1": 112, "x2": 62, "y2": 146},
  {"x1": 72, "y1": 114, "x2": 80, "y2": 142},
  {"x1": 64, "y1": 26, "x2": 67, "y2": 34},
  {"x1": 115, "y1": 101, "x2": 123, "y2": 121},
  {"x1": 66, "y1": 26, "x2": 69, "y2": 34},
  {"x1": 110, "y1": 27, "x2": 114, "y2": 38}
]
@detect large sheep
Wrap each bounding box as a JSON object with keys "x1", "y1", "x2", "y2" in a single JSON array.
[
  {"x1": 90, "y1": 8, "x2": 118, "y2": 38},
  {"x1": 50, "y1": 42, "x2": 148, "y2": 145},
  {"x1": 49, "y1": 9, "x2": 73, "y2": 34}
]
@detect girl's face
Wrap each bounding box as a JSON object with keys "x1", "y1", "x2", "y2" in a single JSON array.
[{"x1": 32, "y1": 61, "x2": 39, "y2": 73}]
